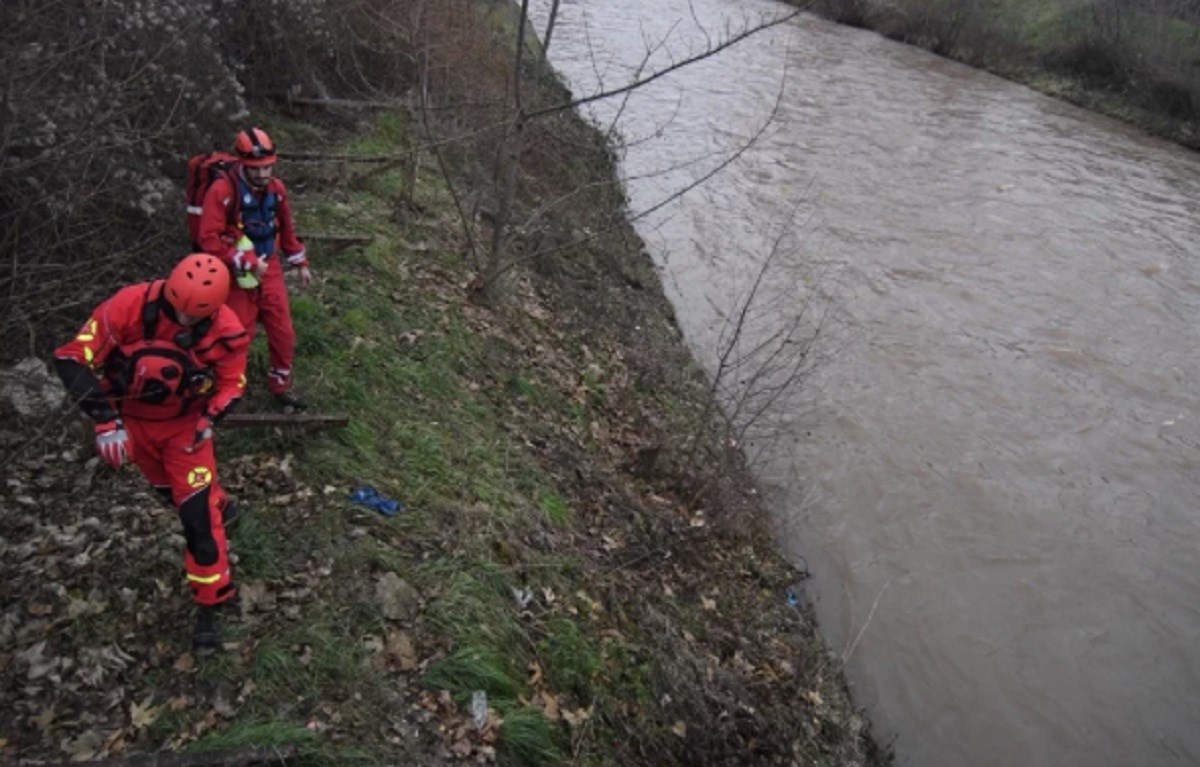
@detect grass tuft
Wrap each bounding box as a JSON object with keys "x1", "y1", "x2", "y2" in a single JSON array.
[
  {"x1": 496, "y1": 707, "x2": 565, "y2": 767},
  {"x1": 539, "y1": 492, "x2": 571, "y2": 525},
  {"x1": 190, "y1": 720, "x2": 317, "y2": 751},
  {"x1": 423, "y1": 644, "x2": 523, "y2": 701},
  {"x1": 539, "y1": 617, "x2": 601, "y2": 701}
]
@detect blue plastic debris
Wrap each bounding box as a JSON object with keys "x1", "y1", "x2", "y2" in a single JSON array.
[
  {"x1": 785, "y1": 588, "x2": 800, "y2": 608},
  {"x1": 349, "y1": 485, "x2": 405, "y2": 517}
]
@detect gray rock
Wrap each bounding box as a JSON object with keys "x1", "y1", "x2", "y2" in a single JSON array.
[
  {"x1": 375, "y1": 572, "x2": 420, "y2": 621},
  {"x1": 0, "y1": 358, "x2": 65, "y2": 417}
]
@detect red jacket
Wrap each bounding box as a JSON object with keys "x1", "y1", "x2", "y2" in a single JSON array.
[
  {"x1": 196, "y1": 170, "x2": 307, "y2": 272},
  {"x1": 55, "y1": 281, "x2": 249, "y2": 422}
]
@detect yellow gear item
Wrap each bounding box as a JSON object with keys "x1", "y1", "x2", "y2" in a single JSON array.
[{"x1": 234, "y1": 235, "x2": 260, "y2": 289}]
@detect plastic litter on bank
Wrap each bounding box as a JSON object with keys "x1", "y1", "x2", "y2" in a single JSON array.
[{"x1": 349, "y1": 485, "x2": 405, "y2": 516}]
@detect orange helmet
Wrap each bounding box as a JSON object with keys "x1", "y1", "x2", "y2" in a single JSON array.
[
  {"x1": 234, "y1": 127, "x2": 276, "y2": 167},
  {"x1": 165, "y1": 254, "x2": 230, "y2": 317}
]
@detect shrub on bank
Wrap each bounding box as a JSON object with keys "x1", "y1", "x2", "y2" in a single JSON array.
[{"x1": 0, "y1": 0, "x2": 503, "y2": 363}]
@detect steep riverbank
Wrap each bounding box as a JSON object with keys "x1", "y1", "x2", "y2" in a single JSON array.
[{"x1": 0, "y1": 2, "x2": 888, "y2": 765}]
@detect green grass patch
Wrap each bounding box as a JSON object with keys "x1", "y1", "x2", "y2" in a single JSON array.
[
  {"x1": 426, "y1": 566, "x2": 527, "y2": 658},
  {"x1": 601, "y1": 642, "x2": 656, "y2": 706},
  {"x1": 239, "y1": 619, "x2": 384, "y2": 724},
  {"x1": 346, "y1": 112, "x2": 412, "y2": 156},
  {"x1": 239, "y1": 211, "x2": 530, "y2": 514},
  {"x1": 423, "y1": 643, "x2": 523, "y2": 700},
  {"x1": 197, "y1": 651, "x2": 238, "y2": 684},
  {"x1": 189, "y1": 720, "x2": 317, "y2": 751},
  {"x1": 251, "y1": 639, "x2": 299, "y2": 685},
  {"x1": 508, "y1": 374, "x2": 540, "y2": 401},
  {"x1": 227, "y1": 509, "x2": 284, "y2": 581},
  {"x1": 145, "y1": 706, "x2": 196, "y2": 744},
  {"x1": 539, "y1": 492, "x2": 570, "y2": 525},
  {"x1": 538, "y1": 617, "x2": 601, "y2": 700},
  {"x1": 244, "y1": 104, "x2": 659, "y2": 760},
  {"x1": 496, "y1": 707, "x2": 565, "y2": 767}
]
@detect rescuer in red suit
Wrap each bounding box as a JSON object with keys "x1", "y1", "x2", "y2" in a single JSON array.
[
  {"x1": 54, "y1": 254, "x2": 249, "y2": 650},
  {"x1": 195, "y1": 127, "x2": 311, "y2": 411}
]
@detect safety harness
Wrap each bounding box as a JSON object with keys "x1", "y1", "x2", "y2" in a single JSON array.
[
  {"x1": 102, "y1": 282, "x2": 217, "y2": 418},
  {"x1": 236, "y1": 175, "x2": 279, "y2": 257}
]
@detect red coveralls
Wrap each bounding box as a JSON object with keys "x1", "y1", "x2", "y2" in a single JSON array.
[
  {"x1": 54, "y1": 282, "x2": 249, "y2": 605},
  {"x1": 195, "y1": 169, "x2": 307, "y2": 396}
]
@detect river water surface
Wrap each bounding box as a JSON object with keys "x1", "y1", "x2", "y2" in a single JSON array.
[{"x1": 529, "y1": 2, "x2": 1200, "y2": 765}]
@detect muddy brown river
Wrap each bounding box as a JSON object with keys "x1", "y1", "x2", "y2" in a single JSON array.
[{"x1": 531, "y1": 2, "x2": 1200, "y2": 765}]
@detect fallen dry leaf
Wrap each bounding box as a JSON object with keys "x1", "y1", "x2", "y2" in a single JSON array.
[
  {"x1": 540, "y1": 692, "x2": 560, "y2": 721},
  {"x1": 238, "y1": 582, "x2": 274, "y2": 612},
  {"x1": 384, "y1": 630, "x2": 417, "y2": 671},
  {"x1": 527, "y1": 661, "x2": 544, "y2": 687},
  {"x1": 451, "y1": 734, "x2": 473, "y2": 757},
  {"x1": 130, "y1": 698, "x2": 159, "y2": 730},
  {"x1": 212, "y1": 693, "x2": 235, "y2": 719},
  {"x1": 62, "y1": 728, "x2": 104, "y2": 761},
  {"x1": 238, "y1": 679, "x2": 257, "y2": 704},
  {"x1": 31, "y1": 707, "x2": 55, "y2": 735},
  {"x1": 562, "y1": 706, "x2": 592, "y2": 728}
]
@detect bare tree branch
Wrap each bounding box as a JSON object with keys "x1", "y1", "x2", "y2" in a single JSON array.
[{"x1": 524, "y1": 10, "x2": 801, "y2": 120}]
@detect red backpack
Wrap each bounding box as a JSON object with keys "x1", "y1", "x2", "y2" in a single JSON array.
[{"x1": 184, "y1": 151, "x2": 240, "y2": 246}]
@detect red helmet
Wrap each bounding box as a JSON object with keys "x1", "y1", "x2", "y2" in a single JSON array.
[
  {"x1": 234, "y1": 127, "x2": 276, "y2": 167},
  {"x1": 165, "y1": 254, "x2": 230, "y2": 317}
]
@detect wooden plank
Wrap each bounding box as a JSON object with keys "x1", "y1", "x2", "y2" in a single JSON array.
[
  {"x1": 295, "y1": 232, "x2": 374, "y2": 254},
  {"x1": 222, "y1": 413, "x2": 348, "y2": 429},
  {"x1": 297, "y1": 233, "x2": 374, "y2": 244},
  {"x1": 283, "y1": 151, "x2": 409, "y2": 163},
  {"x1": 287, "y1": 96, "x2": 402, "y2": 110},
  {"x1": 52, "y1": 744, "x2": 299, "y2": 767}
]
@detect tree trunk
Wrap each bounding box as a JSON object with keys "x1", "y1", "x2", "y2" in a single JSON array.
[{"x1": 482, "y1": 0, "x2": 532, "y2": 304}]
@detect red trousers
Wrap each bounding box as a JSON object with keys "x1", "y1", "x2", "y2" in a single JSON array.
[
  {"x1": 125, "y1": 416, "x2": 234, "y2": 606},
  {"x1": 225, "y1": 256, "x2": 295, "y2": 394}
]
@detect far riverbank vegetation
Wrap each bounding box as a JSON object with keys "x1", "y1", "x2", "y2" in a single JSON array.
[{"x1": 796, "y1": 0, "x2": 1200, "y2": 148}]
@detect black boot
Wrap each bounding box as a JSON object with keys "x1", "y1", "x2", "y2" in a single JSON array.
[
  {"x1": 273, "y1": 391, "x2": 307, "y2": 413},
  {"x1": 193, "y1": 606, "x2": 221, "y2": 652}
]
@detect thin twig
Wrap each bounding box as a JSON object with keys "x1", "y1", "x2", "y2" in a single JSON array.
[
  {"x1": 842, "y1": 577, "x2": 895, "y2": 665},
  {"x1": 525, "y1": 11, "x2": 801, "y2": 119}
]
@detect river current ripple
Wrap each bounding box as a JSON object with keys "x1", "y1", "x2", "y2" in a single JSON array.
[{"x1": 531, "y1": 2, "x2": 1200, "y2": 765}]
